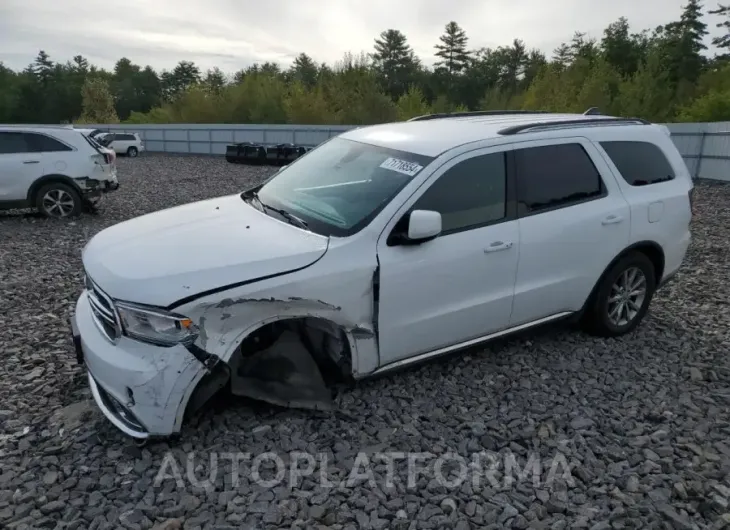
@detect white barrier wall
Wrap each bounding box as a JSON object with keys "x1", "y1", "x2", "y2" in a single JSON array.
[{"x1": 77, "y1": 121, "x2": 730, "y2": 183}]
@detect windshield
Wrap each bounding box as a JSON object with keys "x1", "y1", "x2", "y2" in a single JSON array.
[{"x1": 252, "y1": 137, "x2": 434, "y2": 237}]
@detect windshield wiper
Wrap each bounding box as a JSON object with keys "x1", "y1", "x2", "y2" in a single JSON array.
[
  {"x1": 266, "y1": 205, "x2": 310, "y2": 230},
  {"x1": 245, "y1": 190, "x2": 310, "y2": 231}
]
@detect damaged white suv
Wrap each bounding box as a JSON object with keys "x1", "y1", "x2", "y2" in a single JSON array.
[{"x1": 70, "y1": 111, "x2": 692, "y2": 440}]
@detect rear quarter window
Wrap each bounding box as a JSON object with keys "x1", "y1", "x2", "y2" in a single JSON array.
[{"x1": 600, "y1": 141, "x2": 675, "y2": 186}]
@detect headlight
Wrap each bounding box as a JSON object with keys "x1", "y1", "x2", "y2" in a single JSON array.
[{"x1": 116, "y1": 302, "x2": 198, "y2": 347}]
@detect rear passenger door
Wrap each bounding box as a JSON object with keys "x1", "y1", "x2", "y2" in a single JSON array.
[
  {"x1": 510, "y1": 138, "x2": 631, "y2": 327},
  {"x1": 596, "y1": 139, "x2": 692, "y2": 282},
  {"x1": 0, "y1": 132, "x2": 44, "y2": 202}
]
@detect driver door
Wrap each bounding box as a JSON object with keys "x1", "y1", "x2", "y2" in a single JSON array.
[{"x1": 375, "y1": 147, "x2": 520, "y2": 367}]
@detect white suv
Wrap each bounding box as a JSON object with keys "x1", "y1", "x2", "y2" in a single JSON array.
[
  {"x1": 97, "y1": 132, "x2": 144, "y2": 157},
  {"x1": 70, "y1": 111, "x2": 692, "y2": 440},
  {"x1": 0, "y1": 125, "x2": 119, "y2": 218}
]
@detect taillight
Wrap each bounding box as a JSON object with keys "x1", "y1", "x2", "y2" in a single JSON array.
[{"x1": 92, "y1": 152, "x2": 115, "y2": 165}]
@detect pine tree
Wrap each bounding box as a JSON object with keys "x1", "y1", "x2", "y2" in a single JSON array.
[
  {"x1": 372, "y1": 29, "x2": 419, "y2": 98},
  {"x1": 434, "y1": 22, "x2": 472, "y2": 75},
  {"x1": 553, "y1": 43, "x2": 572, "y2": 70},
  {"x1": 709, "y1": 4, "x2": 730, "y2": 49},
  {"x1": 33, "y1": 50, "x2": 54, "y2": 85},
  {"x1": 289, "y1": 53, "x2": 319, "y2": 87},
  {"x1": 661, "y1": 0, "x2": 709, "y2": 84}
]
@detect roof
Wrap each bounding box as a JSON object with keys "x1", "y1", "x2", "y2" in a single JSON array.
[
  {"x1": 339, "y1": 113, "x2": 652, "y2": 157},
  {"x1": 0, "y1": 124, "x2": 76, "y2": 130}
]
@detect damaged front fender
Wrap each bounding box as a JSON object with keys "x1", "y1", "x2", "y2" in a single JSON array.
[{"x1": 171, "y1": 265, "x2": 380, "y2": 428}]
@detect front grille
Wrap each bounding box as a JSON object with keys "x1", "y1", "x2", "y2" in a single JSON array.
[{"x1": 86, "y1": 274, "x2": 121, "y2": 343}]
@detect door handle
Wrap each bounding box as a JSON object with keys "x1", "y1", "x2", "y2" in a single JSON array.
[
  {"x1": 484, "y1": 241, "x2": 513, "y2": 253},
  {"x1": 602, "y1": 214, "x2": 624, "y2": 225},
  {"x1": 23, "y1": 160, "x2": 40, "y2": 164}
]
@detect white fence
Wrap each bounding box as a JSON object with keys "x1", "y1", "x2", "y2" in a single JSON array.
[{"x1": 82, "y1": 121, "x2": 730, "y2": 182}]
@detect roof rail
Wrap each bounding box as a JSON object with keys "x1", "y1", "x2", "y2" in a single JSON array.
[
  {"x1": 0, "y1": 123, "x2": 75, "y2": 129},
  {"x1": 584, "y1": 107, "x2": 602, "y2": 115},
  {"x1": 498, "y1": 117, "x2": 651, "y2": 135},
  {"x1": 408, "y1": 110, "x2": 551, "y2": 122}
]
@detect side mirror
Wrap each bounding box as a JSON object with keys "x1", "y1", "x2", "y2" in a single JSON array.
[
  {"x1": 408, "y1": 210, "x2": 442, "y2": 241},
  {"x1": 387, "y1": 210, "x2": 442, "y2": 246}
]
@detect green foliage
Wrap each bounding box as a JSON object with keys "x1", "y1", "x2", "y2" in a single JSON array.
[
  {"x1": 396, "y1": 86, "x2": 432, "y2": 120},
  {"x1": 678, "y1": 88, "x2": 730, "y2": 120},
  {"x1": 77, "y1": 77, "x2": 119, "y2": 124},
  {"x1": 4, "y1": 5, "x2": 730, "y2": 125},
  {"x1": 286, "y1": 81, "x2": 341, "y2": 124},
  {"x1": 616, "y1": 49, "x2": 675, "y2": 121}
]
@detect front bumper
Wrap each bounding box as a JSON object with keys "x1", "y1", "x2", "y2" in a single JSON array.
[{"x1": 71, "y1": 292, "x2": 204, "y2": 438}]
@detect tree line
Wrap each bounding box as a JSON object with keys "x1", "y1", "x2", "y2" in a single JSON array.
[{"x1": 2, "y1": 1, "x2": 730, "y2": 125}]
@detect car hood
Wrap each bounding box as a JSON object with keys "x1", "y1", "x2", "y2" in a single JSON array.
[{"x1": 82, "y1": 194, "x2": 329, "y2": 307}]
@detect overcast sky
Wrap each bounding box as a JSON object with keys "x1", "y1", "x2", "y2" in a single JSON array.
[{"x1": 0, "y1": 0, "x2": 725, "y2": 74}]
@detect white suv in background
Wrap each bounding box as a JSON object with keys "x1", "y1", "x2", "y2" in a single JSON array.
[
  {"x1": 97, "y1": 132, "x2": 145, "y2": 157},
  {"x1": 71, "y1": 111, "x2": 692, "y2": 440},
  {"x1": 0, "y1": 125, "x2": 119, "y2": 218}
]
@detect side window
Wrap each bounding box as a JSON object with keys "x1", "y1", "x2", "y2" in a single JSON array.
[
  {"x1": 119, "y1": 134, "x2": 134, "y2": 141},
  {"x1": 24, "y1": 133, "x2": 72, "y2": 153},
  {"x1": 0, "y1": 132, "x2": 31, "y2": 154},
  {"x1": 412, "y1": 152, "x2": 507, "y2": 234},
  {"x1": 515, "y1": 143, "x2": 603, "y2": 215},
  {"x1": 600, "y1": 141, "x2": 675, "y2": 186}
]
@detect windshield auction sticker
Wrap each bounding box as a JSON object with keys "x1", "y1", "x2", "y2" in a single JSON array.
[{"x1": 379, "y1": 157, "x2": 424, "y2": 177}]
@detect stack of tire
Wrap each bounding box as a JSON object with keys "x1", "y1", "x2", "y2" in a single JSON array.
[{"x1": 225, "y1": 142, "x2": 311, "y2": 166}]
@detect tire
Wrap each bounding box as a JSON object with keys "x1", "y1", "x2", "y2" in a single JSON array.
[
  {"x1": 127, "y1": 146, "x2": 139, "y2": 157},
  {"x1": 35, "y1": 182, "x2": 82, "y2": 219},
  {"x1": 581, "y1": 251, "x2": 656, "y2": 337}
]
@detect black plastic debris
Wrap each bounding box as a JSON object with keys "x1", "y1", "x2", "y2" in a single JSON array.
[{"x1": 225, "y1": 142, "x2": 311, "y2": 166}]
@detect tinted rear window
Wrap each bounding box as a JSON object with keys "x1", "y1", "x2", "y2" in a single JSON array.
[
  {"x1": 514, "y1": 143, "x2": 604, "y2": 215},
  {"x1": 600, "y1": 141, "x2": 675, "y2": 186}
]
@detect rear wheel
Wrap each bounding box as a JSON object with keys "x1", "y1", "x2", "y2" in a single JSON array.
[
  {"x1": 127, "y1": 147, "x2": 138, "y2": 157},
  {"x1": 581, "y1": 251, "x2": 656, "y2": 337},
  {"x1": 36, "y1": 182, "x2": 82, "y2": 219}
]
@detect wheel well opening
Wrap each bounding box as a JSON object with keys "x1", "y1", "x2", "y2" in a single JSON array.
[
  {"x1": 631, "y1": 243, "x2": 665, "y2": 283},
  {"x1": 184, "y1": 317, "x2": 354, "y2": 421},
  {"x1": 28, "y1": 175, "x2": 76, "y2": 203},
  {"x1": 235, "y1": 317, "x2": 354, "y2": 386},
  {"x1": 582, "y1": 241, "x2": 666, "y2": 316}
]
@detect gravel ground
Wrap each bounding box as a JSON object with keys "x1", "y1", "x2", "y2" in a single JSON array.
[{"x1": 1, "y1": 155, "x2": 729, "y2": 530}]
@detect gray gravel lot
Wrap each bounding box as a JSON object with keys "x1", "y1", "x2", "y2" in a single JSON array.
[{"x1": 1, "y1": 155, "x2": 730, "y2": 530}]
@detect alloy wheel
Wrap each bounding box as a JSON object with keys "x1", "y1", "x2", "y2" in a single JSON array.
[
  {"x1": 42, "y1": 189, "x2": 76, "y2": 218},
  {"x1": 607, "y1": 266, "x2": 647, "y2": 327}
]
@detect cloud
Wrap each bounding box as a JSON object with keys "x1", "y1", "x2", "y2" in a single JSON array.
[{"x1": 0, "y1": 0, "x2": 724, "y2": 72}]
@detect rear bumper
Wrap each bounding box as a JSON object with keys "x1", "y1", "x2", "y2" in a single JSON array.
[{"x1": 80, "y1": 178, "x2": 119, "y2": 199}]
